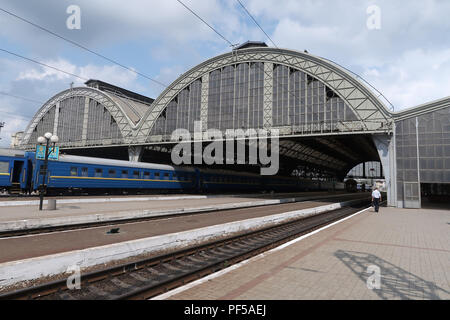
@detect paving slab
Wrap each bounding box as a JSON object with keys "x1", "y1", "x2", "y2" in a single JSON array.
[
  {"x1": 0, "y1": 198, "x2": 365, "y2": 288},
  {"x1": 161, "y1": 207, "x2": 450, "y2": 300},
  {"x1": 0, "y1": 192, "x2": 357, "y2": 233}
]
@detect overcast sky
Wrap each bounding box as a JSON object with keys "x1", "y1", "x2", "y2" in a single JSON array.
[{"x1": 1, "y1": 0, "x2": 449, "y2": 146}]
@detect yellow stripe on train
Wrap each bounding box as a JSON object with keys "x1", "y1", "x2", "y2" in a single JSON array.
[{"x1": 49, "y1": 176, "x2": 191, "y2": 183}]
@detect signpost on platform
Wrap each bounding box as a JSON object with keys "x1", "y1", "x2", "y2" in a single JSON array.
[
  {"x1": 36, "y1": 145, "x2": 59, "y2": 161},
  {"x1": 36, "y1": 132, "x2": 59, "y2": 211}
]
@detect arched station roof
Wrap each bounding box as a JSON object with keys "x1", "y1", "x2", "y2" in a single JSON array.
[
  {"x1": 19, "y1": 82, "x2": 155, "y2": 148},
  {"x1": 19, "y1": 45, "x2": 400, "y2": 179},
  {"x1": 135, "y1": 46, "x2": 394, "y2": 144}
]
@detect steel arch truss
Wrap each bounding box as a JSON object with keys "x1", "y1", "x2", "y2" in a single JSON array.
[
  {"x1": 20, "y1": 87, "x2": 135, "y2": 148},
  {"x1": 135, "y1": 47, "x2": 393, "y2": 143}
]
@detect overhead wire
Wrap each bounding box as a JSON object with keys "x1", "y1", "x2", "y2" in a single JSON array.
[
  {"x1": 0, "y1": 92, "x2": 43, "y2": 121},
  {"x1": 175, "y1": 0, "x2": 234, "y2": 47},
  {"x1": 235, "y1": 0, "x2": 278, "y2": 48},
  {"x1": 0, "y1": 48, "x2": 89, "y2": 81},
  {"x1": 0, "y1": 7, "x2": 167, "y2": 88},
  {"x1": 0, "y1": 91, "x2": 44, "y2": 105},
  {"x1": 233, "y1": 1, "x2": 395, "y2": 112},
  {"x1": 175, "y1": 0, "x2": 307, "y2": 121}
]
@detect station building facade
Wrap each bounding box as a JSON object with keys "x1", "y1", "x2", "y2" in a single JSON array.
[{"x1": 15, "y1": 42, "x2": 450, "y2": 209}]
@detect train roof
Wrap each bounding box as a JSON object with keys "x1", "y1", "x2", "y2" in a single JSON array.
[
  {"x1": 0, "y1": 148, "x2": 26, "y2": 157},
  {"x1": 55, "y1": 154, "x2": 195, "y2": 172}
]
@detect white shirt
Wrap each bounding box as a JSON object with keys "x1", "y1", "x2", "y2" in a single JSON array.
[{"x1": 372, "y1": 190, "x2": 381, "y2": 199}]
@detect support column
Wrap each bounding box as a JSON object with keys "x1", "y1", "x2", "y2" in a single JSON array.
[
  {"x1": 263, "y1": 62, "x2": 273, "y2": 129},
  {"x1": 129, "y1": 146, "x2": 143, "y2": 162},
  {"x1": 81, "y1": 97, "x2": 90, "y2": 145},
  {"x1": 372, "y1": 134, "x2": 397, "y2": 207},
  {"x1": 53, "y1": 102, "x2": 60, "y2": 136},
  {"x1": 363, "y1": 161, "x2": 366, "y2": 178},
  {"x1": 200, "y1": 73, "x2": 209, "y2": 131}
]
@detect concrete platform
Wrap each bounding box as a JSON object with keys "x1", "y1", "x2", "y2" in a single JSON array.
[
  {"x1": 0, "y1": 198, "x2": 366, "y2": 288},
  {"x1": 159, "y1": 207, "x2": 450, "y2": 300},
  {"x1": 0, "y1": 192, "x2": 352, "y2": 233}
]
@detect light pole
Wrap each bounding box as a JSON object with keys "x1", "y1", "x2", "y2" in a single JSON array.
[{"x1": 37, "y1": 132, "x2": 59, "y2": 211}]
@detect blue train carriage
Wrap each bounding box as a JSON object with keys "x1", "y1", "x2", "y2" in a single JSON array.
[
  {"x1": 198, "y1": 168, "x2": 264, "y2": 192},
  {"x1": 263, "y1": 175, "x2": 300, "y2": 192},
  {"x1": 31, "y1": 154, "x2": 197, "y2": 194},
  {"x1": 0, "y1": 149, "x2": 32, "y2": 193}
]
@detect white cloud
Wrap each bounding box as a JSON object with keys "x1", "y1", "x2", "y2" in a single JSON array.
[
  {"x1": 16, "y1": 58, "x2": 138, "y2": 88},
  {"x1": 1, "y1": 0, "x2": 450, "y2": 132},
  {"x1": 0, "y1": 56, "x2": 141, "y2": 147},
  {"x1": 362, "y1": 48, "x2": 450, "y2": 110}
]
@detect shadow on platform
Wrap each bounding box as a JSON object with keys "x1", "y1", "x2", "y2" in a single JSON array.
[{"x1": 334, "y1": 249, "x2": 449, "y2": 300}]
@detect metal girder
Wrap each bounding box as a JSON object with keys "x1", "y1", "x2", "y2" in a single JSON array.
[
  {"x1": 136, "y1": 47, "x2": 393, "y2": 143},
  {"x1": 279, "y1": 139, "x2": 346, "y2": 170},
  {"x1": 19, "y1": 87, "x2": 134, "y2": 148}
]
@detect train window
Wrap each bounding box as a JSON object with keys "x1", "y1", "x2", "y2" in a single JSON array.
[
  {"x1": 0, "y1": 161, "x2": 9, "y2": 173},
  {"x1": 154, "y1": 172, "x2": 160, "y2": 179},
  {"x1": 121, "y1": 170, "x2": 128, "y2": 178},
  {"x1": 133, "y1": 171, "x2": 139, "y2": 179},
  {"x1": 81, "y1": 167, "x2": 88, "y2": 177},
  {"x1": 95, "y1": 169, "x2": 103, "y2": 177},
  {"x1": 70, "y1": 167, "x2": 78, "y2": 176},
  {"x1": 172, "y1": 173, "x2": 177, "y2": 180},
  {"x1": 164, "y1": 172, "x2": 170, "y2": 180},
  {"x1": 108, "y1": 170, "x2": 116, "y2": 178},
  {"x1": 143, "y1": 172, "x2": 150, "y2": 179}
]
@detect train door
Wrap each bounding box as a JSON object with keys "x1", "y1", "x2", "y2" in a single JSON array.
[
  {"x1": 12, "y1": 160, "x2": 24, "y2": 183},
  {"x1": 10, "y1": 160, "x2": 24, "y2": 193},
  {"x1": 23, "y1": 159, "x2": 33, "y2": 192}
]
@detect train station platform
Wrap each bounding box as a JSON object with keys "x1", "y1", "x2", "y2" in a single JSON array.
[
  {"x1": 0, "y1": 192, "x2": 353, "y2": 232},
  {"x1": 158, "y1": 207, "x2": 450, "y2": 300}
]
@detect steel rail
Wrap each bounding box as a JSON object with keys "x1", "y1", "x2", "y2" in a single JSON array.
[
  {"x1": 0, "y1": 198, "x2": 373, "y2": 300},
  {"x1": 0, "y1": 194, "x2": 366, "y2": 238}
]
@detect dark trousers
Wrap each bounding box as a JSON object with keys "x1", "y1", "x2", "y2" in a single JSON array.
[{"x1": 373, "y1": 198, "x2": 380, "y2": 212}]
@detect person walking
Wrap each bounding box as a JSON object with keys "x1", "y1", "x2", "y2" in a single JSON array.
[{"x1": 371, "y1": 187, "x2": 382, "y2": 213}]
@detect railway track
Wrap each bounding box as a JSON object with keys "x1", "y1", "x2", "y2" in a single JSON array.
[
  {"x1": 0, "y1": 199, "x2": 373, "y2": 300},
  {"x1": 0, "y1": 194, "x2": 367, "y2": 238}
]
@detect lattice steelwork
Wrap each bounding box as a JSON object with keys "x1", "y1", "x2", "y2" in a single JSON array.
[
  {"x1": 21, "y1": 47, "x2": 394, "y2": 149},
  {"x1": 149, "y1": 79, "x2": 202, "y2": 138},
  {"x1": 394, "y1": 105, "x2": 450, "y2": 207},
  {"x1": 86, "y1": 99, "x2": 123, "y2": 144},
  {"x1": 57, "y1": 96, "x2": 85, "y2": 143},
  {"x1": 417, "y1": 106, "x2": 450, "y2": 183},
  {"x1": 29, "y1": 106, "x2": 56, "y2": 145},
  {"x1": 146, "y1": 61, "x2": 367, "y2": 143},
  {"x1": 20, "y1": 87, "x2": 129, "y2": 148},
  {"x1": 136, "y1": 47, "x2": 393, "y2": 143}
]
